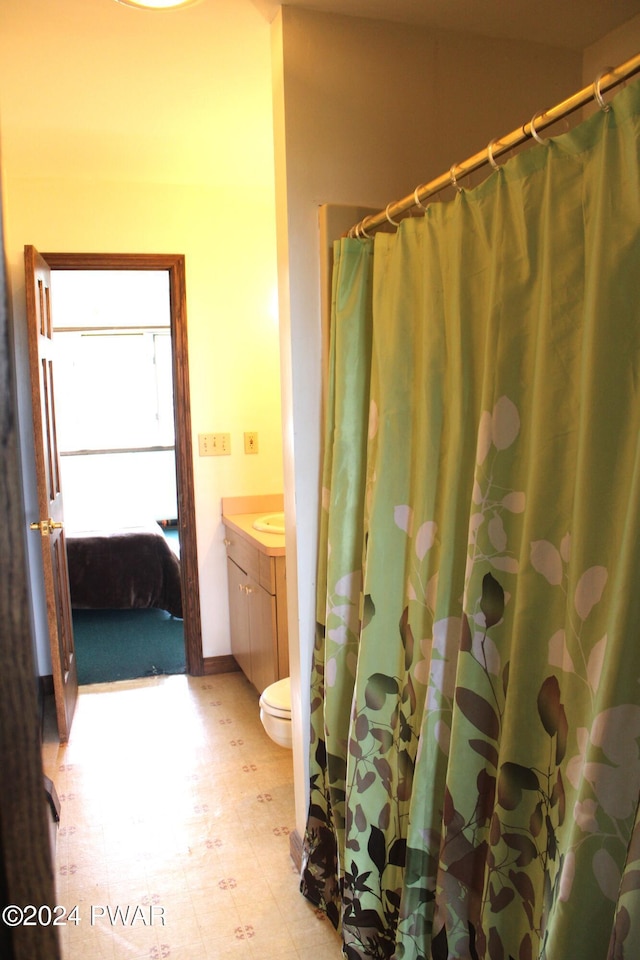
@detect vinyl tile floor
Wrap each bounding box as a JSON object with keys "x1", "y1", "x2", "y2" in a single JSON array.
[{"x1": 41, "y1": 672, "x2": 342, "y2": 959}]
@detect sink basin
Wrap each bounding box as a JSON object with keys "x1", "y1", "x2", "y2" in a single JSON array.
[{"x1": 252, "y1": 511, "x2": 285, "y2": 534}]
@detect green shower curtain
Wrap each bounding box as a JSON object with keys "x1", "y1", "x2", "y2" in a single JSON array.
[{"x1": 301, "y1": 77, "x2": 640, "y2": 960}]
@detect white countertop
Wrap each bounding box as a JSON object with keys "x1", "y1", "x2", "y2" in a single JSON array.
[
  {"x1": 221, "y1": 495, "x2": 286, "y2": 556},
  {"x1": 222, "y1": 511, "x2": 286, "y2": 556}
]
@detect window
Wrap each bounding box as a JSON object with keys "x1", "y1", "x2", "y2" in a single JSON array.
[
  {"x1": 51, "y1": 270, "x2": 174, "y2": 454},
  {"x1": 50, "y1": 269, "x2": 178, "y2": 527},
  {"x1": 55, "y1": 329, "x2": 175, "y2": 452}
]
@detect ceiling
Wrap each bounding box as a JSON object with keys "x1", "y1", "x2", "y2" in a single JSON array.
[{"x1": 251, "y1": 0, "x2": 640, "y2": 51}]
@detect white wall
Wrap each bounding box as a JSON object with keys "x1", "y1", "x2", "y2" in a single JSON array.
[
  {"x1": 0, "y1": 0, "x2": 283, "y2": 670},
  {"x1": 271, "y1": 7, "x2": 585, "y2": 835}
]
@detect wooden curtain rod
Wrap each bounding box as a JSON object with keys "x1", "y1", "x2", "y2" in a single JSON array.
[{"x1": 348, "y1": 53, "x2": 640, "y2": 239}]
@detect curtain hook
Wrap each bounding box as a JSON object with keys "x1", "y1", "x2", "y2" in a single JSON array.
[
  {"x1": 487, "y1": 138, "x2": 501, "y2": 171},
  {"x1": 450, "y1": 163, "x2": 463, "y2": 193},
  {"x1": 352, "y1": 220, "x2": 372, "y2": 240},
  {"x1": 413, "y1": 185, "x2": 428, "y2": 211},
  {"x1": 593, "y1": 68, "x2": 614, "y2": 112},
  {"x1": 529, "y1": 110, "x2": 549, "y2": 145},
  {"x1": 385, "y1": 203, "x2": 400, "y2": 228}
]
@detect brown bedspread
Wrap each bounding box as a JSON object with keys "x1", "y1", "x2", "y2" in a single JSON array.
[{"x1": 66, "y1": 523, "x2": 183, "y2": 618}]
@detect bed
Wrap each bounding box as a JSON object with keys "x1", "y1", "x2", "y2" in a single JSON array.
[{"x1": 66, "y1": 522, "x2": 183, "y2": 619}]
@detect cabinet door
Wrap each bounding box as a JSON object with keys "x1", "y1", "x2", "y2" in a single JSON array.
[
  {"x1": 248, "y1": 581, "x2": 278, "y2": 695},
  {"x1": 227, "y1": 558, "x2": 251, "y2": 680}
]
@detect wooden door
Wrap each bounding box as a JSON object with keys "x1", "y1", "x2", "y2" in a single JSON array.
[
  {"x1": 25, "y1": 245, "x2": 78, "y2": 741},
  {"x1": 2, "y1": 212, "x2": 61, "y2": 960}
]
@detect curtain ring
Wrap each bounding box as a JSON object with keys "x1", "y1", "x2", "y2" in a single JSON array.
[
  {"x1": 385, "y1": 203, "x2": 400, "y2": 227},
  {"x1": 593, "y1": 68, "x2": 614, "y2": 112},
  {"x1": 352, "y1": 220, "x2": 372, "y2": 240},
  {"x1": 450, "y1": 163, "x2": 463, "y2": 193},
  {"x1": 529, "y1": 110, "x2": 549, "y2": 145},
  {"x1": 413, "y1": 185, "x2": 428, "y2": 211},
  {"x1": 487, "y1": 138, "x2": 501, "y2": 170}
]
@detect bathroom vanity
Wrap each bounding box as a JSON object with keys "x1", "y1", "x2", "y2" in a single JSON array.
[{"x1": 221, "y1": 496, "x2": 288, "y2": 695}]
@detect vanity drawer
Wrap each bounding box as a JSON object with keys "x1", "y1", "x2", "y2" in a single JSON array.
[{"x1": 224, "y1": 526, "x2": 259, "y2": 581}]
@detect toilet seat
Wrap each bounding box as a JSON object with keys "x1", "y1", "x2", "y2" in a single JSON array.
[
  {"x1": 259, "y1": 677, "x2": 291, "y2": 719},
  {"x1": 259, "y1": 677, "x2": 292, "y2": 749}
]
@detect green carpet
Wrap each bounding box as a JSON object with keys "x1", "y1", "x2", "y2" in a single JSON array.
[{"x1": 73, "y1": 608, "x2": 186, "y2": 685}]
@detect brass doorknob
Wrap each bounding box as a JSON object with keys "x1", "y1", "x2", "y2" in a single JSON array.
[{"x1": 29, "y1": 518, "x2": 64, "y2": 536}]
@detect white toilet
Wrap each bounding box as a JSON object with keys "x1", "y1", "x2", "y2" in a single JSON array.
[{"x1": 259, "y1": 677, "x2": 292, "y2": 749}]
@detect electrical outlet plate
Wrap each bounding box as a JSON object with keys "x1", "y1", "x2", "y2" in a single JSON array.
[
  {"x1": 244, "y1": 431, "x2": 259, "y2": 454},
  {"x1": 199, "y1": 432, "x2": 231, "y2": 456}
]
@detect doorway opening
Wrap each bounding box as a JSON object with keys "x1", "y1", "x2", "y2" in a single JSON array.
[{"x1": 45, "y1": 252, "x2": 203, "y2": 678}]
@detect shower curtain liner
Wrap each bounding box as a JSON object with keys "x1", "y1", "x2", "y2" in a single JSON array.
[{"x1": 301, "y1": 76, "x2": 640, "y2": 959}]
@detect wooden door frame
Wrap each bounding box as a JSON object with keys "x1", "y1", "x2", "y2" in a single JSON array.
[{"x1": 43, "y1": 252, "x2": 204, "y2": 676}]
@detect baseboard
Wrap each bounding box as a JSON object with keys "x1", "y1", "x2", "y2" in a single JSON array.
[
  {"x1": 42, "y1": 661, "x2": 239, "y2": 689},
  {"x1": 203, "y1": 654, "x2": 241, "y2": 676},
  {"x1": 289, "y1": 828, "x2": 303, "y2": 872}
]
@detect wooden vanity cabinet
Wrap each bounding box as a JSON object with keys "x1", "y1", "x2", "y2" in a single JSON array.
[{"x1": 224, "y1": 525, "x2": 288, "y2": 695}]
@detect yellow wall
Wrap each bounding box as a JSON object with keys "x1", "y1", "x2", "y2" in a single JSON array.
[{"x1": 0, "y1": 0, "x2": 283, "y2": 663}]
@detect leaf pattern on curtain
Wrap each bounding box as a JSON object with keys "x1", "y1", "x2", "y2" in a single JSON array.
[{"x1": 301, "y1": 76, "x2": 640, "y2": 960}]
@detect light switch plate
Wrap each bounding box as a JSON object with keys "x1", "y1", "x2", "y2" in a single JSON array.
[
  {"x1": 199, "y1": 433, "x2": 231, "y2": 456},
  {"x1": 244, "y1": 431, "x2": 259, "y2": 454}
]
